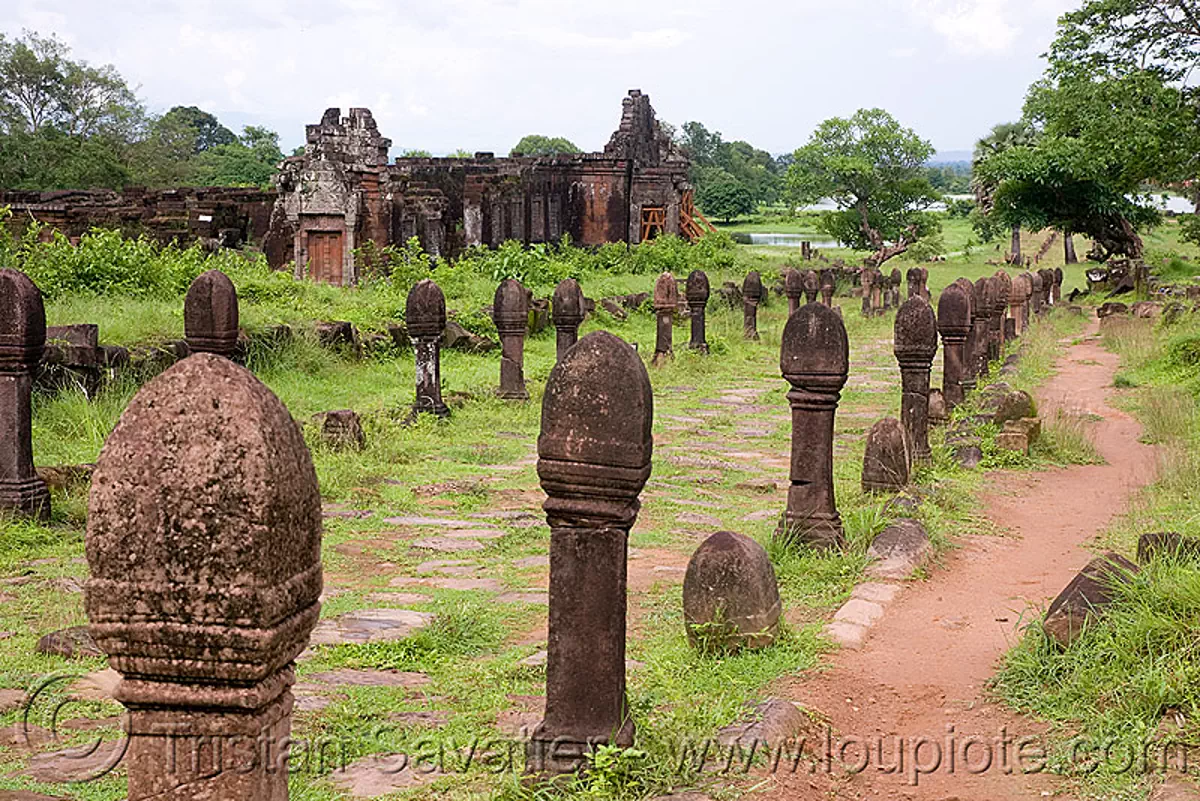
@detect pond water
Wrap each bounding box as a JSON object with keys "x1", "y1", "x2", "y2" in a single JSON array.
[{"x1": 742, "y1": 233, "x2": 844, "y2": 249}]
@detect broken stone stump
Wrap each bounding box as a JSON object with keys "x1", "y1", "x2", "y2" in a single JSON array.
[
  {"x1": 1137, "y1": 532, "x2": 1200, "y2": 565},
  {"x1": 406, "y1": 280, "x2": 450, "y2": 419},
  {"x1": 867, "y1": 519, "x2": 931, "y2": 580},
  {"x1": 552, "y1": 278, "x2": 585, "y2": 363},
  {"x1": 996, "y1": 427, "x2": 1031, "y2": 456},
  {"x1": 861, "y1": 417, "x2": 910, "y2": 494},
  {"x1": 779, "y1": 303, "x2": 848, "y2": 550},
  {"x1": 527, "y1": 331, "x2": 652, "y2": 776},
  {"x1": 742, "y1": 272, "x2": 762, "y2": 341},
  {"x1": 682, "y1": 531, "x2": 781, "y2": 653},
  {"x1": 784, "y1": 268, "x2": 803, "y2": 316},
  {"x1": 493, "y1": 279, "x2": 530, "y2": 400},
  {"x1": 1043, "y1": 553, "x2": 1139, "y2": 647},
  {"x1": 40, "y1": 323, "x2": 103, "y2": 397},
  {"x1": 928, "y1": 388, "x2": 948, "y2": 426},
  {"x1": 317, "y1": 410, "x2": 366, "y2": 451},
  {"x1": 686, "y1": 270, "x2": 710, "y2": 354},
  {"x1": 184, "y1": 269, "x2": 239, "y2": 359},
  {"x1": 894, "y1": 297, "x2": 938, "y2": 465},
  {"x1": 652, "y1": 273, "x2": 677, "y2": 367},
  {"x1": 315, "y1": 320, "x2": 360, "y2": 357},
  {"x1": 994, "y1": 390, "x2": 1036, "y2": 426},
  {"x1": 0, "y1": 269, "x2": 51, "y2": 520},
  {"x1": 85, "y1": 353, "x2": 322, "y2": 800}
]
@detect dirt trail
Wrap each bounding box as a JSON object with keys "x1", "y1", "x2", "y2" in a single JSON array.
[{"x1": 760, "y1": 318, "x2": 1159, "y2": 800}]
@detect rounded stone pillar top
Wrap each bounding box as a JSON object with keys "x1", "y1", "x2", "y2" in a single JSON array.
[
  {"x1": 538, "y1": 330, "x2": 652, "y2": 490},
  {"x1": 972, "y1": 278, "x2": 992, "y2": 320},
  {"x1": 937, "y1": 283, "x2": 972, "y2": 336},
  {"x1": 780, "y1": 303, "x2": 849, "y2": 390},
  {"x1": 906, "y1": 266, "x2": 921, "y2": 286},
  {"x1": 552, "y1": 278, "x2": 585, "y2": 328},
  {"x1": 405, "y1": 279, "x2": 447, "y2": 339},
  {"x1": 686, "y1": 270, "x2": 710, "y2": 306},
  {"x1": 1030, "y1": 271, "x2": 1043, "y2": 293},
  {"x1": 784, "y1": 268, "x2": 804, "y2": 299},
  {"x1": 0, "y1": 268, "x2": 46, "y2": 372},
  {"x1": 742, "y1": 271, "x2": 763, "y2": 301},
  {"x1": 820, "y1": 270, "x2": 836, "y2": 290},
  {"x1": 993, "y1": 271, "x2": 1012, "y2": 312},
  {"x1": 894, "y1": 296, "x2": 939, "y2": 365},
  {"x1": 184, "y1": 269, "x2": 239, "y2": 355},
  {"x1": 861, "y1": 267, "x2": 875, "y2": 287},
  {"x1": 653, "y1": 272, "x2": 678, "y2": 311},
  {"x1": 85, "y1": 354, "x2": 322, "y2": 691},
  {"x1": 683, "y1": 530, "x2": 781, "y2": 652},
  {"x1": 493, "y1": 278, "x2": 529, "y2": 335},
  {"x1": 803, "y1": 269, "x2": 819, "y2": 294}
]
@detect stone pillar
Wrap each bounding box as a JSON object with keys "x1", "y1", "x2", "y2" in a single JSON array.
[
  {"x1": 0, "y1": 269, "x2": 50, "y2": 520},
  {"x1": 779, "y1": 304, "x2": 849, "y2": 550},
  {"x1": 784, "y1": 268, "x2": 803, "y2": 316},
  {"x1": 906, "y1": 267, "x2": 921, "y2": 300},
  {"x1": 1040, "y1": 268, "x2": 1056, "y2": 308},
  {"x1": 895, "y1": 297, "x2": 938, "y2": 465},
  {"x1": 819, "y1": 270, "x2": 835, "y2": 307},
  {"x1": 937, "y1": 283, "x2": 971, "y2": 410},
  {"x1": 993, "y1": 271, "x2": 1011, "y2": 356},
  {"x1": 1053, "y1": 267, "x2": 1064, "y2": 305},
  {"x1": 406, "y1": 279, "x2": 450, "y2": 418},
  {"x1": 85, "y1": 354, "x2": 322, "y2": 801},
  {"x1": 862, "y1": 417, "x2": 910, "y2": 493},
  {"x1": 652, "y1": 273, "x2": 677, "y2": 367},
  {"x1": 742, "y1": 272, "x2": 762, "y2": 341},
  {"x1": 552, "y1": 278, "x2": 585, "y2": 363},
  {"x1": 527, "y1": 331, "x2": 652, "y2": 775},
  {"x1": 869, "y1": 269, "x2": 884, "y2": 314},
  {"x1": 953, "y1": 278, "x2": 979, "y2": 397},
  {"x1": 1009, "y1": 274, "x2": 1028, "y2": 337},
  {"x1": 686, "y1": 270, "x2": 710, "y2": 354},
  {"x1": 802, "y1": 270, "x2": 819, "y2": 304},
  {"x1": 919, "y1": 267, "x2": 931, "y2": 301},
  {"x1": 860, "y1": 269, "x2": 874, "y2": 317},
  {"x1": 885, "y1": 269, "x2": 899, "y2": 310},
  {"x1": 971, "y1": 278, "x2": 992, "y2": 379},
  {"x1": 493, "y1": 279, "x2": 530, "y2": 400},
  {"x1": 184, "y1": 269, "x2": 239, "y2": 358}
]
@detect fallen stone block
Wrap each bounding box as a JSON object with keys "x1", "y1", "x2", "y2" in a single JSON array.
[
  {"x1": 867, "y1": 519, "x2": 930, "y2": 579},
  {"x1": 1043, "y1": 552, "x2": 1139, "y2": 647},
  {"x1": 1137, "y1": 532, "x2": 1200, "y2": 565}
]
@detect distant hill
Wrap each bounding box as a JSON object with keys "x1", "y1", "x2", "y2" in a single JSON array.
[{"x1": 929, "y1": 150, "x2": 973, "y2": 166}]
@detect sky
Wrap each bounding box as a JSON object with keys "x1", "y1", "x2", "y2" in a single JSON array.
[{"x1": 1, "y1": 0, "x2": 1081, "y2": 158}]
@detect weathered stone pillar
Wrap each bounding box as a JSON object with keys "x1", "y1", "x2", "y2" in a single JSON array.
[
  {"x1": 552, "y1": 278, "x2": 585, "y2": 363},
  {"x1": 862, "y1": 417, "x2": 910, "y2": 493},
  {"x1": 1053, "y1": 267, "x2": 1064, "y2": 305},
  {"x1": 493, "y1": 278, "x2": 530, "y2": 400},
  {"x1": 652, "y1": 273, "x2": 677, "y2": 367},
  {"x1": 937, "y1": 282, "x2": 971, "y2": 410},
  {"x1": 885, "y1": 268, "x2": 900, "y2": 310},
  {"x1": 527, "y1": 331, "x2": 652, "y2": 775},
  {"x1": 742, "y1": 272, "x2": 762, "y2": 341},
  {"x1": 953, "y1": 278, "x2": 979, "y2": 396},
  {"x1": 784, "y1": 268, "x2": 803, "y2": 316},
  {"x1": 1040, "y1": 268, "x2": 1056, "y2": 309},
  {"x1": 1030, "y1": 271, "x2": 1044, "y2": 317},
  {"x1": 0, "y1": 269, "x2": 50, "y2": 520},
  {"x1": 869, "y1": 269, "x2": 884, "y2": 314},
  {"x1": 85, "y1": 354, "x2": 322, "y2": 801},
  {"x1": 1009, "y1": 273, "x2": 1028, "y2": 337},
  {"x1": 819, "y1": 270, "x2": 835, "y2": 307},
  {"x1": 184, "y1": 269, "x2": 239, "y2": 358},
  {"x1": 906, "y1": 267, "x2": 921, "y2": 300},
  {"x1": 993, "y1": 271, "x2": 1012, "y2": 356},
  {"x1": 971, "y1": 278, "x2": 992, "y2": 379},
  {"x1": 779, "y1": 304, "x2": 849, "y2": 550},
  {"x1": 686, "y1": 270, "x2": 710, "y2": 354},
  {"x1": 895, "y1": 297, "x2": 938, "y2": 465},
  {"x1": 860, "y1": 269, "x2": 875, "y2": 317},
  {"x1": 406, "y1": 279, "x2": 450, "y2": 419},
  {"x1": 802, "y1": 270, "x2": 819, "y2": 304}
]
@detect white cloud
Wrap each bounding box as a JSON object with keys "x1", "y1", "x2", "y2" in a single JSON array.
[{"x1": 903, "y1": 0, "x2": 1077, "y2": 55}]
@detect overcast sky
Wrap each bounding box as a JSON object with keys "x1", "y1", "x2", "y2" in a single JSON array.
[{"x1": 2, "y1": 0, "x2": 1080, "y2": 157}]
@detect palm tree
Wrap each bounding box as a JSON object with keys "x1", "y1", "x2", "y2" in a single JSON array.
[{"x1": 973, "y1": 122, "x2": 1035, "y2": 265}]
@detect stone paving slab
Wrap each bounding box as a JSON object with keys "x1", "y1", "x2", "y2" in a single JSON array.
[{"x1": 309, "y1": 609, "x2": 436, "y2": 646}]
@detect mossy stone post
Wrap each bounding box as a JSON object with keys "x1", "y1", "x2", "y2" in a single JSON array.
[
  {"x1": 993, "y1": 271, "x2": 1012, "y2": 356},
  {"x1": 527, "y1": 331, "x2": 652, "y2": 775},
  {"x1": 1030, "y1": 271, "x2": 1044, "y2": 317},
  {"x1": 803, "y1": 270, "x2": 819, "y2": 305},
  {"x1": 742, "y1": 272, "x2": 762, "y2": 341},
  {"x1": 1009, "y1": 273, "x2": 1029, "y2": 337},
  {"x1": 937, "y1": 282, "x2": 972, "y2": 409},
  {"x1": 552, "y1": 278, "x2": 585, "y2": 363},
  {"x1": 652, "y1": 273, "x2": 677, "y2": 366},
  {"x1": 895, "y1": 297, "x2": 939, "y2": 465},
  {"x1": 493, "y1": 278, "x2": 530, "y2": 400},
  {"x1": 686, "y1": 270, "x2": 710, "y2": 354},
  {"x1": 972, "y1": 277, "x2": 993, "y2": 378},
  {"x1": 1053, "y1": 267, "x2": 1064, "y2": 305},
  {"x1": 886, "y1": 268, "x2": 900, "y2": 309},
  {"x1": 184, "y1": 269, "x2": 239, "y2": 358},
  {"x1": 954, "y1": 278, "x2": 980, "y2": 396},
  {"x1": 862, "y1": 417, "x2": 910, "y2": 493},
  {"x1": 860, "y1": 268, "x2": 875, "y2": 317},
  {"x1": 784, "y1": 268, "x2": 804, "y2": 316},
  {"x1": 0, "y1": 269, "x2": 50, "y2": 520},
  {"x1": 869, "y1": 268, "x2": 884, "y2": 315},
  {"x1": 85, "y1": 354, "x2": 322, "y2": 801},
  {"x1": 779, "y1": 304, "x2": 849, "y2": 550},
  {"x1": 1039, "y1": 268, "x2": 1056, "y2": 309},
  {"x1": 819, "y1": 270, "x2": 835, "y2": 307},
  {"x1": 406, "y1": 279, "x2": 450, "y2": 418}
]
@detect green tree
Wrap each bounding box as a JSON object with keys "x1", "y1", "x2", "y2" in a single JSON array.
[
  {"x1": 973, "y1": 122, "x2": 1035, "y2": 262},
  {"x1": 192, "y1": 125, "x2": 283, "y2": 188},
  {"x1": 786, "y1": 108, "x2": 940, "y2": 266},
  {"x1": 694, "y1": 167, "x2": 755, "y2": 223},
  {"x1": 159, "y1": 106, "x2": 236, "y2": 153},
  {"x1": 398, "y1": 148, "x2": 433, "y2": 158},
  {"x1": 509, "y1": 135, "x2": 580, "y2": 157}
]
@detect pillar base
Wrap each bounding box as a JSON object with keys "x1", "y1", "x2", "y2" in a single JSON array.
[
  {"x1": 651, "y1": 351, "x2": 672, "y2": 367},
  {"x1": 409, "y1": 402, "x2": 450, "y2": 421},
  {"x1": 497, "y1": 386, "x2": 530, "y2": 401},
  {"x1": 776, "y1": 510, "x2": 844, "y2": 551},
  {"x1": 525, "y1": 716, "x2": 635, "y2": 776},
  {"x1": 0, "y1": 477, "x2": 51, "y2": 520}
]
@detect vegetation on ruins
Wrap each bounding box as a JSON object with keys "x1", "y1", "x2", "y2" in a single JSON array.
[{"x1": 509, "y1": 134, "x2": 580, "y2": 157}]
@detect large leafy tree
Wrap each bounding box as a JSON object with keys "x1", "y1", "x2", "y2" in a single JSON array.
[
  {"x1": 972, "y1": 122, "x2": 1035, "y2": 263},
  {"x1": 510, "y1": 135, "x2": 580, "y2": 157},
  {"x1": 192, "y1": 125, "x2": 284, "y2": 188},
  {"x1": 786, "y1": 108, "x2": 940, "y2": 266},
  {"x1": 694, "y1": 166, "x2": 755, "y2": 223},
  {"x1": 159, "y1": 106, "x2": 236, "y2": 153},
  {"x1": 677, "y1": 121, "x2": 784, "y2": 213}
]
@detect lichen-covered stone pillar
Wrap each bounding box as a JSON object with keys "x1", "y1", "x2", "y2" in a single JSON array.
[
  {"x1": 1053, "y1": 267, "x2": 1064, "y2": 305},
  {"x1": 860, "y1": 269, "x2": 875, "y2": 317},
  {"x1": 779, "y1": 304, "x2": 849, "y2": 550},
  {"x1": 527, "y1": 331, "x2": 652, "y2": 776},
  {"x1": 406, "y1": 279, "x2": 450, "y2": 418},
  {"x1": 85, "y1": 354, "x2": 322, "y2": 801},
  {"x1": 819, "y1": 270, "x2": 835, "y2": 307},
  {"x1": 742, "y1": 272, "x2": 762, "y2": 341},
  {"x1": 1040, "y1": 268, "x2": 1055, "y2": 309},
  {"x1": 907, "y1": 267, "x2": 921, "y2": 300},
  {"x1": 652, "y1": 273, "x2": 677, "y2": 367},
  {"x1": 888, "y1": 268, "x2": 902, "y2": 309},
  {"x1": 184, "y1": 269, "x2": 239, "y2": 358},
  {"x1": 552, "y1": 278, "x2": 585, "y2": 363},
  {"x1": 869, "y1": 269, "x2": 884, "y2": 314},
  {"x1": 971, "y1": 278, "x2": 992, "y2": 379},
  {"x1": 686, "y1": 270, "x2": 710, "y2": 354},
  {"x1": 493, "y1": 278, "x2": 530, "y2": 400},
  {"x1": 993, "y1": 271, "x2": 1011, "y2": 356},
  {"x1": 802, "y1": 270, "x2": 819, "y2": 304},
  {"x1": 1030, "y1": 271, "x2": 1044, "y2": 317},
  {"x1": 784, "y1": 269, "x2": 804, "y2": 316},
  {"x1": 953, "y1": 278, "x2": 979, "y2": 396},
  {"x1": 895, "y1": 297, "x2": 938, "y2": 465},
  {"x1": 1009, "y1": 274, "x2": 1028, "y2": 337},
  {"x1": 937, "y1": 283, "x2": 971, "y2": 410},
  {"x1": 0, "y1": 269, "x2": 50, "y2": 520}
]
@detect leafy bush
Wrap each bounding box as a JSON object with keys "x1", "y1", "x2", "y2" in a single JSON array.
[{"x1": 1181, "y1": 214, "x2": 1200, "y2": 247}]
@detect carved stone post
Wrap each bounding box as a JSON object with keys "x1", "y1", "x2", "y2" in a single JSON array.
[
  {"x1": 184, "y1": 269, "x2": 239, "y2": 358},
  {"x1": 686, "y1": 270, "x2": 710, "y2": 354},
  {"x1": 1053, "y1": 267, "x2": 1064, "y2": 305},
  {"x1": 954, "y1": 278, "x2": 979, "y2": 396},
  {"x1": 742, "y1": 272, "x2": 762, "y2": 341},
  {"x1": 86, "y1": 354, "x2": 322, "y2": 801},
  {"x1": 493, "y1": 279, "x2": 530, "y2": 400},
  {"x1": 886, "y1": 268, "x2": 900, "y2": 309},
  {"x1": 860, "y1": 269, "x2": 875, "y2": 317},
  {"x1": 971, "y1": 278, "x2": 992, "y2": 378},
  {"x1": 0, "y1": 269, "x2": 50, "y2": 520},
  {"x1": 993, "y1": 271, "x2": 1011, "y2": 356},
  {"x1": 895, "y1": 297, "x2": 938, "y2": 465},
  {"x1": 779, "y1": 304, "x2": 849, "y2": 550},
  {"x1": 919, "y1": 267, "x2": 931, "y2": 301},
  {"x1": 1009, "y1": 273, "x2": 1028, "y2": 337},
  {"x1": 802, "y1": 270, "x2": 819, "y2": 305},
  {"x1": 527, "y1": 331, "x2": 652, "y2": 775},
  {"x1": 907, "y1": 267, "x2": 921, "y2": 300},
  {"x1": 552, "y1": 278, "x2": 585, "y2": 363},
  {"x1": 937, "y1": 283, "x2": 971, "y2": 410},
  {"x1": 819, "y1": 270, "x2": 835, "y2": 307},
  {"x1": 869, "y1": 269, "x2": 884, "y2": 314},
  {"x1": 1040, "y1": 268, "x2": 1056, "y2": 309},
  {"x1": 652, "y1": 273, "x2": 677, "y2": 367},
  {"x1": 1030, "y1": 271, "x2": 1044, "y2": 317},
  {"x1": 406, "y1": 279, "x2": 450, "y2": 418},
  {"x1": 784, "y1": 269, "x2": 803, "y2": 316}
]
